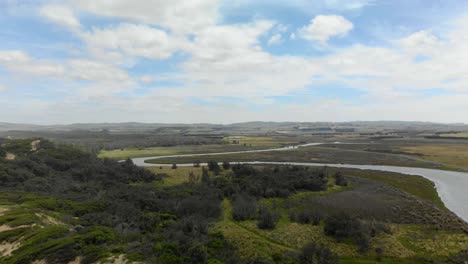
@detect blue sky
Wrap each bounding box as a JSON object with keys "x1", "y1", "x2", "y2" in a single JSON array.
[{"x1": 1, "y1": 0, "x2": 468, "y2": 124}]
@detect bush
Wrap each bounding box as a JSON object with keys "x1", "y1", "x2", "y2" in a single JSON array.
[
  {"x1": 222, "y1": 161, "x2": 230, "y2": 170},
  {"x1": 257, "y1": 206, "x2": 278, "y2": 230},
  {"x1": 289, "y1": 210, "x2": 312, "y2": 224},
  {"x1": 232, "y1": 194, "x2": 257, "y2": 221},
  {"x1": 298, "y1": 242, "x2": 339, "y2": 264},
  {"x1": 324, "y1": 213, "x2": 377, "y2": 253},
  {"x1": 334, "y1": 172, "x2": 348, "y2": 186}
]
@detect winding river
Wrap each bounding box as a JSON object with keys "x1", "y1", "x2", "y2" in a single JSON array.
[{"x1": 131, "y1": 143, "x2": 468, "y2": 222}]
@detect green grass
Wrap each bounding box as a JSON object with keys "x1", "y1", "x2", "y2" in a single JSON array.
[
  {"x1": 211, "y1": 186, "x2": 467, "y2": 262},
  {"x1": 328, "y1": 168, "x2": 445, "y2": 208},
  {"x1": 98, "y1": 144, "x2": 267, "y2": 160},
  {"x1": 0, "y1": 197, "x2": 117, "y2": 264},
  {"x1": 146, "y1": 166, "x2": 232, "y2": 186},
  {"x1": 0, "y1": 209, "x2": 40, "y2": 227},
  {"x1": 147, "y1": 145, "x2": 440, "y2": 170},
  {"x1": 439, "y1": 133, "x2": 468, "y2": 138},
  {"x1": 223, "y1": 136, "x2": 295, "y2": 147}
]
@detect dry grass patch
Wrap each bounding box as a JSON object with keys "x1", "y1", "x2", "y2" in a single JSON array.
[{"x1": 401, "y1": 145, "x2": 468, "y2": 168}]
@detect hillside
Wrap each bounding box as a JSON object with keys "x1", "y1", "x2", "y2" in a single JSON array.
[{"x1": 0, "y1": 138, "x2": 467, "y2": 263}]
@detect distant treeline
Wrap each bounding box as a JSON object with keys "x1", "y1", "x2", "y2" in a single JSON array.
[{"x1": 0, "y1": 130, "x2": 224, "y2": 153}]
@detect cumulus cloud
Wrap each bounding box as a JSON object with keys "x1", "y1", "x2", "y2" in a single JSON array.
[
  {"x1": 0, "y1": 51, "x2": 132, "y2": 93},
  {"x1": 7, "y1": 1, "x2": 468, "y2": 123},
  {"x1": 39, "y1": 5, "x2": 81, "y2": 30},
  {"x1": 299, "y1": 15, "x2": 353, "y2": 44},
  {"x1": 70, "y1": 0, "x2": 219, "y2": 34},
  {"x1": 81, "y1": 23, "x2": 184, "y2": 60},
  {"x1": 399, "y1": 30, "x2": 440, "y2": 55}
]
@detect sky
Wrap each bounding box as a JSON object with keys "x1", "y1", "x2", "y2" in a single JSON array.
[{"x1": 1, "y1": 0, "x2": 468, "y2": 124}]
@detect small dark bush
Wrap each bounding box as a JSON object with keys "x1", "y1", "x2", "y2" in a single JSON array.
[{"x1": 257, "y1": 206, "x2": 278, "y2": 230}]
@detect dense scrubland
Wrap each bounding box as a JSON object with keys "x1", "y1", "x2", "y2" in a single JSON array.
[{"x1": 1, "y1": 138, "x2": 467, "y2": 263}]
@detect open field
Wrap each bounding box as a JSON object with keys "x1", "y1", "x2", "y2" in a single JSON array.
[
  {"x1": 440, "y1": 133, "x2": 468, "y2": 138},
  {"x1": 223, "y1": 136, "x2": 296, "y2": 147},
  {"x1": 99, "y1": 144, "x2": 266, "y2": 160},
  {"x1": 401, "y1": 144, "x2": 468, "y2": 168},
  {"x1": 147, "y1": 145, "x2": 443, "y2": 169},
  {"x1": 146, "y1": 166, "x2": 232, "y2": 186}
]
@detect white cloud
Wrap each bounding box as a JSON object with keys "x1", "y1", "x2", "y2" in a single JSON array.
[
  {"x1": 322, "y1": 0, "x2": 374, "y2": 10},
  {"x1": 0, "y1": 50, "x2": 65, "y2": 77},
  {"x1": 299, "y1": 15, "x2": 353, "y2": 44},
  {"x1": 67, "y1": 60, "x2": 130, "y2": 83},
  {"x1": 39, "y1": 5, "x2": 81, "y2": 30},
  {"x1": 81, "y1": 23, "x2": 184, "y2": 60},
  {"x1": 168, "y1": 20, "x2": 321, "y2": 97},
  {"x1": 399, "y1": 30, "x2": 440, "y2": 55},
  {"x1": 268, "y1": 33, "x2": 283, "y2": 45},
  {"x1": 70, "y1": 0, "x2": 219, "y2": 34},
  {"x1": 0, "y1": 51, "x2": 128, "y2": 83},
  {"x1": 0, "y1": 50, "x2": 31, "y2": 64}
]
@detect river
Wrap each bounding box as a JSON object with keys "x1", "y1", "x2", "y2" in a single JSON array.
[{"x1": 131, "y1": 143, "x2": 468, "y2": 222}]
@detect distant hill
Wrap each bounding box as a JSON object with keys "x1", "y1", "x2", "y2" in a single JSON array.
[{"x1": 0, "y1": 121, "x2": 467, "y2": 133}]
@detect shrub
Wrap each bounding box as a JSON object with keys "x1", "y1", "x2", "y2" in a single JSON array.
[
  {"x1": 334, "y1": 172, "x2": 348, "y2": 186},
  {"x1": 257, "y1": 206, "x2": 278, "y2": 230},
  {"x1": 298, "y1": 242, "x2": 339, "y2": 264},
  {"x1": 232, "y1": 194, "x2": 257, "y2": 221},
  {"x1": 222, "y1": 161, "x2": 230, "y2": 170}
]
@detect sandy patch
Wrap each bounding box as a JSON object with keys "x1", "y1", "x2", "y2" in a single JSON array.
[
  {"x1": 31, "y1": 140, "x2": 41, "y2": 151},
  {"x1": 0, "y1": 224, "x2": 31, "y2": 232},
  {"x1": 35, "y1": 213, "x2": 62, "y2": 226},
  {"x1": 68, "y1": 256, "x2": 82, "y2": 264},
  {"x1": 5, "y1": 152, "x2": 15, "y2": 160},
  {"x1": 0, "y1": 225, "x2": 14, "y2": 232},
  {"x1": 32, "y1": 260, "x2": 47, "y2": 264},
  {"x1": 0, "y1": 207, "x2": 9, "y2": 215},
  {"x1": 0, "y1": 241, "x2": 20, "y2": 257},
  {"x1": 101, "y1": 255, "x2": 129, "y2": 264}
]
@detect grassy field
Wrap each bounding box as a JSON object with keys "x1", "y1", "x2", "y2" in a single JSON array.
[
  {"x1": 98, "y1": 144, "x2": 264, "y2": 160},
  {"x1": 329, "y1": 168, "x2": 445, "y2": 208},
  {"x1": 146, "y1": 166, "x2": 232, "y2": 186},
  {"x1": 212, "y1": 193, "x2": 467, "y2": 263},
  {"x1": 440, "y1": 133, "x2": 468, "y2": 138},
  {"x1": 99, "y1": 136, "x2": 303, "y2": 160},
  {"x1": 401, "y1": 144, "x2": 468, "y2": 168},
  {"x1": 223, "y1": 136, "x2": 295, "y2": 147},
  {"x1": 147, "y1": 145, "x2": 441, "y2": 169}
]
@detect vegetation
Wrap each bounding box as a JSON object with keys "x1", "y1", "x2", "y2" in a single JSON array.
[{"x1": 1, "y1": 138, "x2": 467, "y2": 263}]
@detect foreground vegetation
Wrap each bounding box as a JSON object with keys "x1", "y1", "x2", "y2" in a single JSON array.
[{"x1": 1, "y1": 138, "x2": 467, "y2": 263}]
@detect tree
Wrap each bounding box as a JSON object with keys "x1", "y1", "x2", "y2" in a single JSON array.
[
  {"x1": 201, "y1": 167, "x2": 210, "y2": 184},
  {"x1": 207, "y1": 160, "x2": 220, "y2": 171},
  {"x1": 222, "y1": 161, "x2": 230, "y2": 170},
  {"x1": 188, "y1": 170, "x2": 199, "y2": 185},
  {"x1": 298, "y1": 242, "x2": 339, "y2": 264}
]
